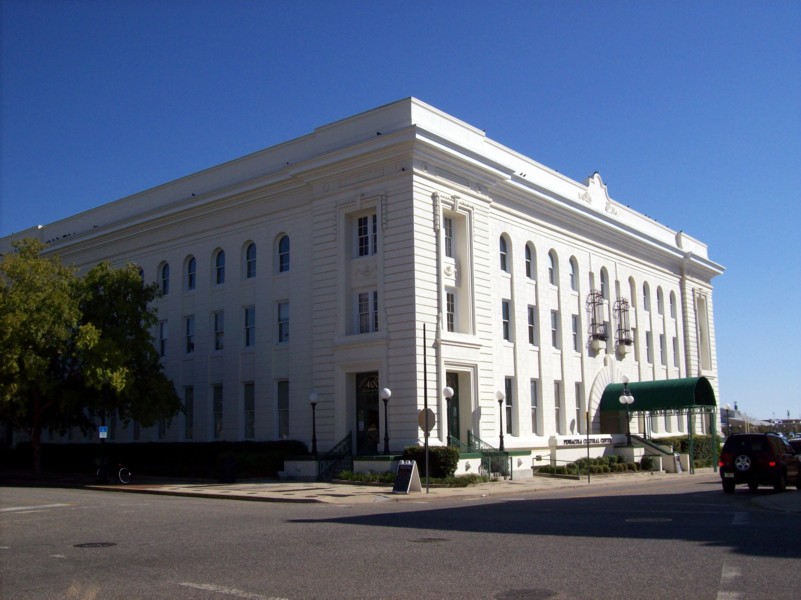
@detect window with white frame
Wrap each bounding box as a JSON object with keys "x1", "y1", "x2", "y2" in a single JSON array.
[
  {"x1": 643, "y1": 283, "x2": 651, "y2": 311},
  {"x1": 502, "y1": 300, "x2": 511, "y2": 341},
  {"x1": 669, "y1": 291, "x2": 677, "y2": 319},
  {"x1": 356, "y1": 214, "x2": 377, "y2": 257},
  {"x1": 527, "y1": 305, "x2": 537, "y2": 345},
  {"x1": 554, "y1": 380, "x2": 563, "y2": 434},
  {"x1": 504, "y1": 377, "x2": 513, "y2": 434},
  {"x1": 548, "y1": 251, "x2": 558, "y2": 286},
  {"x1": 245, "y1": 242, "x2": 257, "y2": 279},
  {"x1": 600, "y1": 268, "x2": 609, "y2": 301},
  {"x1": 186, "y1": 256, "x2": 196, "y2": 290},
  {"x1": 530, "y1": 379, "x2": 540, "y2": 435},
  {"x1": 356, "y1": 291, "x2": 379, "y2": 334},
  {"x1": 673, "y1": 336, "x2": 679, "y2": 367},
  {"x1": 660, "y1": 333, "x2": 667, "y2": 366},
  {"x1": 645, "y1": 331, "x2": 653, "y2": 364},
  {"x1": 525, "y1": 244, "x2": 535, "y2": 280},
  {"x1": 158, "y1": 320, "x2": 168, "y2": 357},
  {"x1": 657, "y1": 287, "x2": 665, "y2": 315},
  {"x1": 277, "y1": 302, "x2": 289, "y2": 343},
  {"x1": 571, "y1": 314, "x2": 580, "y2": 352},
  {"x1": 185, "y1": 315, "x2": 195, "y2": 354},
  {"x1": 551, "y1": 310, "x2": 560, "y2": 349},
  {"x1": 575, "y1": 382, "x2": 584, "y2": 434},
  {"x1": 244, "y1": 306, "x2": 255, "y2": 347},
  {"x1": 214, "y1": 249, "x2": 226, "y2": 285},
  {"x1": 160, "y1": 263, "x2": 170, "y2": 295},
  {"x1": 278, "y1": 235, "x2": 290, "y2": 273},
  {"x1": 446, "y1": 292, "x2": 456, "y2": 333},
  {"x1": 499, "y1": 236, "x2": 509, "y2": 272},
  {"x1": 569, "y1": 258, "x2": 578, "y2": 291},
  {"x1": 444, "y1": 217, "x2": 454, "y2": 258},
  {"x1": 213, "y1": 311, "x2": 224, "y2": 351}
]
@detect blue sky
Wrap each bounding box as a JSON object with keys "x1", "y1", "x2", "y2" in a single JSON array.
[{"x1": 1, "y1": 1, "x2": 799, "y2": 421}]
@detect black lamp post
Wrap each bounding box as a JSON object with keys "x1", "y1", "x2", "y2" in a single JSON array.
[
  {"x1": 496, "y1": 390, "x2": 505, "y2": 451},
  {"x1": 309, "y1": 393, "x2": 318, "y2": 457},
  {"x1": 443, "y1": 386, "x2": 454, "y2": 446},
  {"x1": 618, "y1": 376, "x2": 635, "y2": 446},
  {"x1": 381, "y1": 388, "x2": 392, "y2": 455}
]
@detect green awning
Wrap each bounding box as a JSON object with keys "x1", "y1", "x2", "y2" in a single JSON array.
[{"x1": 599, "y1": 377, "x2": 716, "y2": 413}]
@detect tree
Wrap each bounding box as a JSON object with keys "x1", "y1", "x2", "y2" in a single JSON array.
[
  {"x1": 77, "y1": 261, "x2": 181, "y2": 428},
  {"x1": 0, "y1": 239, "x2": 180, "y2": 475}
]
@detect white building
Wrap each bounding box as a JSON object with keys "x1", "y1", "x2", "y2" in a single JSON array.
[{"x1": 1, "y1": 98, "x2": 724, "y2": 467}]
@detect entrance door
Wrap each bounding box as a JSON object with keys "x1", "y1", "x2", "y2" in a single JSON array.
[
  {"x1": 446, "y1": 372, "x2": 461, "y2": 445},
  {"x1": 355, "y1": 372, "x2": 380, "y2": 455}
]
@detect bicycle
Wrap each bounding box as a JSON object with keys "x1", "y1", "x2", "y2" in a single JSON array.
[{"x1": 95, "y1": 459, "x2": 132, "y2": 484}]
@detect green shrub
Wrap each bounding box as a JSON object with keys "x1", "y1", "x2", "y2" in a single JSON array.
[{"x1": 401, "y1": 445, "x2": 459, "y2": 478}]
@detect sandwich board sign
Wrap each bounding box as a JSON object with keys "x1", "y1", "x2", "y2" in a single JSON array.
[{"x1": 393, "y1": 460, "x2": 422, "y2": 494}]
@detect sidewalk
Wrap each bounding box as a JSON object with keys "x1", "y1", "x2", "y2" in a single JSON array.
[
  {"x1": 4, "y1": 469, "x2": 800, "y2": 513},
  {"x1": 82, "y1": 469, "x2": 801, "y2": 513}
]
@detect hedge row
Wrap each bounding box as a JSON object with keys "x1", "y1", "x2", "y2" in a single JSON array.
[{"x1": 4, "y1": 440, "x2": 308, "y2": 479}]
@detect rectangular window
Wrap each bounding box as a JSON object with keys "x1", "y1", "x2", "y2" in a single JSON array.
[
  {"x1": 184, "y1": 386, "x2": 194, "y2": 440},
  {"x1": 575, "y1": 382, "x2": 583, "y2": 434},
  {"x1": 213, "y1": 384, "x2": 223, "y2": 440},
  {"x1": 673, "y1": 336, "x2": 680, "y2": 367},
  {"x1": 551, "y1": 310, "x2": 560, "y2": 349},
  {"x1": 554, "y1": 381, "x2": 562, "y2": 435},
  {"x1": 444, "y1": 216, "x2": 454, "y2": 258},
  {"x1": 277, "y1": 302, "x2": 289, "y2": 343},
  {"x1": 571, "y1": 314, "x2": 580, "y2": 352},
  {"x1": 213, "y1": 311, "x2": 224, "y2": 351},
  {"x1": 527, "y1": 305, "x2": 537, "y2": 345},
  {"x1": 185, "y1": 315, "x2": 195, "y2": 354},
  {"x1": 446, "y1": 292, "x2": 456, "y2": 333},
  {"x1": 158, "y1": 320, "x2": 168, "y2": 357},
  {"x1": 530, "y1": 379, "x2": 539, "y2": 435},
  {"x1": 244, "y1": 306, "x2": 255, "y2": 347},
  {"x1": 357, "y1": 291, "x2": 380, "y2": 334},
  {"x1": 502, "y1": 300, "x2": 511, "y2": 341},
  {"x1": 357, "y1": 214, "x2": 377, "y2": 257},
  {"x1": 646, "y1": 331, "x2": 653, "y2": 364},
  {"x1": 277, "y1": 380, "x2": 289, "y2": 439},
  {"x1": 660, "y1": 333, "x2": 667, "y2": 366},
  {"x1": 504, "y1": 377, "x2": 513, "y2": 434},
  {"x1": 244, "y1": 383, "x2": 255, "y2": 439}
]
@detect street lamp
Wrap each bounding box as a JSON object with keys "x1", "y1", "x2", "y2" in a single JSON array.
[
  {"x1": 380, "y1": 388, "x2": 392, "y2": 455},
  {"x1": 309, "y1": 392, "x2": 318, "y2": 457},
  {"x1": 443, "y1": 386, "x2": 454, "y2": 446},
  {"x1": 496, "y1": 390, "x2": 505, "y2": 451},
  {"x1": 618, "y1": 376, "x2": 635, "y2": 446}
]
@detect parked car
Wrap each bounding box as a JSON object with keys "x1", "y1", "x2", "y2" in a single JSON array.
[
  {"x1": 719, "y1": 433, "x2": 801, "y2": 493},
  {"x1": 788, "y1": 438, "x2": 801, "y2": 455}
]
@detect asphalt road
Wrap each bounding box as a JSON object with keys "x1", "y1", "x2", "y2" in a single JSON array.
[{"x1": 2, "y1": 474, "x2": 799, "y2": 599}]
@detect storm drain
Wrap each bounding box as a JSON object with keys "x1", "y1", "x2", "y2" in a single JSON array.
[
  {"x1": 74, "y1": 542, "x2": 117, "y2": 548},
  {"x1": 410, "y1": 537, "x2": 448, "y2": 544}
]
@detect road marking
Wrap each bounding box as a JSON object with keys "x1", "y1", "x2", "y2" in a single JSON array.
[
  {"x1": 177, "y1": 582, "x2": 288, "y2": 600},
  {"x1": 0, "y1": 503, "x2": 69, "y2": 513},
  {"x1": 717, "y1": 564, "x2": 743, "y2": 600}
]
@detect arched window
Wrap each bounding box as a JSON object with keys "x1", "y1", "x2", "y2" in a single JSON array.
[
  {"x1": 278, "y1": 235, "x2": 290, "y2": 273},
  {"x1": 628, "y1": 277, "x2": 637, "y2": 308},
  {"x1": 499, "y1": 236, "x2": 509, "y2": 272},
  {"x1": 600, "y1": 268, "x2": 609, "y2": 300},
  {"x1": 245, "y1": 243, "x2": 257, "y2": 279},
  {"x1": 569, "y1": 258, "x2": 578, "y2": 292},
  {"x1": 214, "y1": 249, "x2": 226, "y2": 285},
  {"x1": 525, "y1": 244, "x2": 536, "y2": 280},
  {"x1": 185, "y1": 256, "x2": 196, "y2": 290},
  {"x1": 643, "y1": 283, "x2": 651, "y2": 312},
  {"x1": 669, "y1": 291, "x2": 677, "y2": 319},
  {"x1": 548, "y1": 251, "x2": 558, "y2": 286},
  {"x1": 657, "y1": 287, "x2": 665, "y2": 315},
  {"x1": 160, "y1": 263, "x2": 170, "y2": 295}
]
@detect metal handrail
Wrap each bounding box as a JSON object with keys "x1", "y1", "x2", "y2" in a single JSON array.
[{"x1": 317, "y1": 431, "x2": 353, "y2": 481}]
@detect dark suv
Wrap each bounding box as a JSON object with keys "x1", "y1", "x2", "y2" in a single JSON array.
[{"x1": 719, "y1": 433, "x2": 801, "y2": 493}]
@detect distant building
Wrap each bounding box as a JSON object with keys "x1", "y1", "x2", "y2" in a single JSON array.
[{"x1": 1, "y1": 98, "x2": 724, "y2": 460}]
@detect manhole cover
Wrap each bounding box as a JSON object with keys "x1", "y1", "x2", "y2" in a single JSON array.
[
  {"x1": 74, "y1": 542, "x2": 117, "y2": 548},
  {"x1": 411, "y1": 537, "x2": 448, "y2": 544}
]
